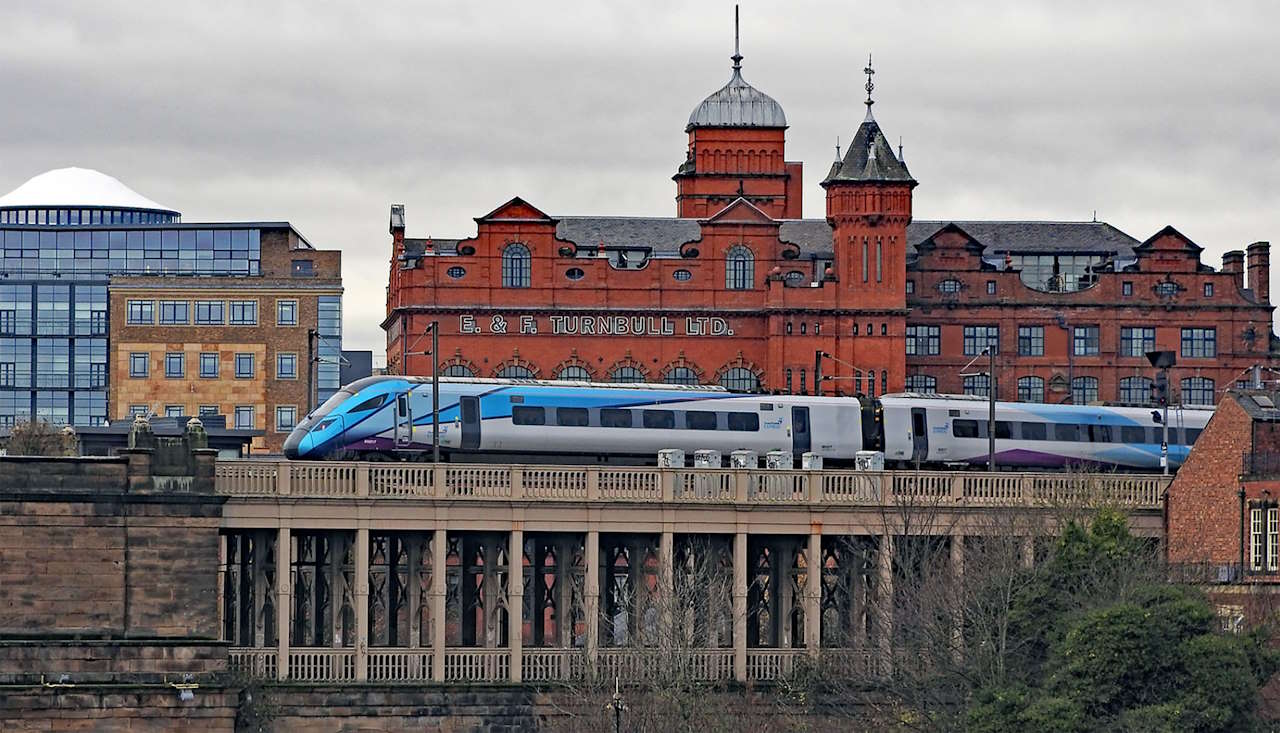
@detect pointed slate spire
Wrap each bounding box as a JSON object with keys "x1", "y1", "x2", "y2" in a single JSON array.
[{"x1": 822, "y1": 54, "x2": 914, "y2": 186}]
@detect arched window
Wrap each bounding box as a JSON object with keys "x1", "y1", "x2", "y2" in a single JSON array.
[
  {"x1": 1017, "y1": 376, "x2": 1045, "y2": 403},
  {"x1": 1118, "y1": 376, "x2": 1153, "y2": 405},
  {"x1": 963, "y1": 374, "x2": 990, "y2": 397},
  {"x1": 904, "y1": 374, "x2": 937, "y2": 393},
  {"x1": 610, "y1": 366, "x2": 644, "y2": 383},
  {"x1": 501, "y1": 243, "x2": 531, "y2": 288},
  {"x1": 1180, "y1": 377, "x2": 1216, "y2": 406},
  {"x1": 725, "y1": 245, "x2": 754, "y2": 290},
  {"x1": 719, "y1": 367, "x2": 760, "y2": 393},
  {"x1": 496, "y1": 364, "x2": 534, "y2": 379},
  {"x1": 440, "y1": 364, "x2": 475, "y2": 378},
  {"x1": 1071, "y1": 376, "x2": 1099, "y2": 404},
  {"x1": 556, "y1": 365, "x2": 591, "y2": 381},
  {"x1": 664, "y1": 367, "x2": 699, "y2": 386}
]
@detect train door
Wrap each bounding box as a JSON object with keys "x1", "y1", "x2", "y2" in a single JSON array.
[
  {"x1": 395, "y1": 391, "x2": 413, "y2": 447},
  {"x1": 460, "y1": 395, "x2": 481, "y2": 451},
  {"x1": 792, "y1": 406, "x2": 811, "y2": 457},
  {"x1": 911, "y1": 407, "x2": 928, "y2": 464}
]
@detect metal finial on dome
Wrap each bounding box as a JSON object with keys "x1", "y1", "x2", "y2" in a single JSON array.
[
  {"x1": 863, "y1": 53, "x2": 875, "y2": 109},
  {"x1": 732, "y1": 4, "x2": 742, "y2": 71}
]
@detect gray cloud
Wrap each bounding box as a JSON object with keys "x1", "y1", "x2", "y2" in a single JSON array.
[{"x1": 1, "y1": 1, "x2": 1277, "y2": 355}]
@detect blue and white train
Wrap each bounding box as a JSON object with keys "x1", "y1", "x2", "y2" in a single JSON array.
[{"x1": 282, "y1": 375, "x2": 1212, "y2": 471}]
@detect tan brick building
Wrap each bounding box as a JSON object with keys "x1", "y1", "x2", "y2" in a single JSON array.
[{"x1": 108, "y1": 226, "x2": 341, "y2": 453}]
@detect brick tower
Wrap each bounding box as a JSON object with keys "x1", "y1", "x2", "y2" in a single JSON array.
[
  {"x1": 674, "y1": 8, "x2": 802, "y2": 219},
  {"x1": 821, "y1": 57, "x2": 916, "y2": 391}
]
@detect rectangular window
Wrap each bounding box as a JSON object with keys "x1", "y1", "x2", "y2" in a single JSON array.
[
  {"x1": 129, "y1": 404, "x2": 149, "y2": 418},
  {"x1": 129, "y1": 352, "x2": 149, "y2": 378},
  {"x1": 875, "y1": 240, "x2": 882, "y2": 283},
  {"x1": 1204, "y1": 282, "x2": 1214, "y2": 298},
  {"x1": 727, "y1": 412, "x2": 759, "y2": 431},
  {"x1": 234, "y1": 353, "x2": 255, "y2": 379},
  {"x1": 962, "y1": 374, "x2": 990, "y2": 397},
  {"x1": 164, "y1": 352, "x2": 184, "y2": 379},
  {"x1": 905, "y1": 280, "x2": 915, "y2": 295},
  {"x1": 276, "y1": 353, "x2": 298, "y2": 380},
  {"x1": 228, "y1": 300, "x2": 258, "y2": 326},
  {"x1": 1073, "y1": 325, "x2": 1100, "y2": 356},
  {"x1": 952, "y1": 420, "x2": 980, "y2": 438},
  {"x1": 1269, "y1": 508, "x2": 1279, "y2": 573},
  {"x1": 511, "y1": 406, "x2": 546, "y2": 425},
  {"x1": 685, "y1": 411, "x2": 718, "y2": 430},
  {"x1": 276, "y1": 406, "x2": 298, "y2": 432},
  {"x1": 159, "y1": 300, "x2": 189, "y2": 325},
  {"x1": 555, "y1": 407, "x2": 589, "y2": 427},
  {"x1": 1181, "y1": 327, "x2": 1217, "y2": 358},
  {"x1": 165, "y1": 405, "x2": 184, "y2": 418},
  {"x1": 195, "y1": 301, "x2": 225, "y2": 325},
  {"x1": 1020, "y1": 422, "x2": 1047, "y2": 441},
  {"x1": 199, "y1": 405, "x2": 219, "y2": 416},
  {"x1": 1251, "y1": 508, "x2": 1264, "y2": 572},
  {"x1": 199, "y1": 352, "x2": 219, "y2": 378},
  {"x1": 906, "y1": 325, "x2": 941, "y2": 356},
  {"x1": 963, "y1": 325, "x2": 999, "y2": 356},
  {"x1": 861, "y1": 241, "x2": 868, "y2": 283},
  {"x1": 986, "y1": 281, "x2": 997, "y2": 295},
  {"x1": 1054, "y1": 424, "x2": 1082, "y2": 442},
  {"x1": 600, "y1": 408, "x2": 632, "y2": 428},
  {"x1": 1120, "y1": 327, "x2": 1156, "y2": 358},
  {"x1": 643, "y1": 410, "x2": 675, "y2": 429},
  {"x1": 1122, "y1": 281, "x2": 1133, "y2": 296},
  {"x1": 1017, "y1": 326, "x2": 1044, "y2": 356},
  {"x1": 234, "y1": 406, "x2": 254, "y2": 430},
  {"x1": 126, "y1": 300, "x2": 154, "y2": 324},
  {"x1": 276, "y1": 299, "x2": 298, "y2": 326}
]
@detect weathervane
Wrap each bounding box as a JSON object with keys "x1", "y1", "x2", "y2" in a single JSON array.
[
  {"x1": 863, "y1": 53, "x2": 875, "y2": 108},
  {"x1": 732, "y1": 5, "x2": 742, "y2": 71}
]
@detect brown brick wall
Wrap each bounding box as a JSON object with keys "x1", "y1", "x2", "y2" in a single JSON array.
[{"x1": 1167, "y1": 397, "x2": 1251, "y2": 564}]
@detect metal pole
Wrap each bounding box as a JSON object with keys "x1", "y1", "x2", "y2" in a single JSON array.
[
  {"x1": 431, "y1": 321, "x2": 440, "y2": 464},
  {"x1": 306, "y1": 328, "x2": 316, "y2": 415},
  {"x1": 1162, "y1": 366, "x2": 1170, "y2": 476},
  {"x1": 813, "y1": 350, "x2": 823, "y2": 397},
  {"x1": 988, "y1": 346, "x2": 996, "y2": 472}
]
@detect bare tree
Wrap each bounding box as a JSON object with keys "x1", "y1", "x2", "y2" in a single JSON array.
[{"x1": 5, "y1": 419, "x2": 73, "y2": 456}]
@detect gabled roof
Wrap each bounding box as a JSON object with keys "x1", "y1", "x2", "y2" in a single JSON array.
[
  {"x1": 702, "y1": 197, "x2": 775, "y2": 225},
  {"x1": 475, "y1": 196, "x2": 555, "y2": 223},
  {"x1": 1135, "y1": 225, "x2": 1204, "y2": 254}
]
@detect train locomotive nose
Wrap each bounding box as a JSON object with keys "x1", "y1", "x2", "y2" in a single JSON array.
[{"x1": 282, "y1": 429, "x2": 308, "y2": 459}]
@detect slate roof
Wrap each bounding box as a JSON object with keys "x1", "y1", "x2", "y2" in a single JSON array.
[
  {"x1": 1232, "y1": 391, "x2": 1280, "y2": 422},
  {"x1": 404, "y1": 218, "x2": 1140, "y2": 261},
  {"x1": 823, "y1": 110, "x2": 914, "y2": 184}
]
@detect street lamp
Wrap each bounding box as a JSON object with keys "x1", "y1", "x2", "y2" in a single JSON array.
[
  {"x1": 1146, "y1": 350, "x2": 1176, "y2": 475},
  {"x1": 960, "y1": 344, "x2": 997, "y2": 472},
  {"x1": 604, "y1": 675, "x2": 627, "y2": 733},
  {"x1": 405, "y1": 320, "x2": 441, "y2": 463}
]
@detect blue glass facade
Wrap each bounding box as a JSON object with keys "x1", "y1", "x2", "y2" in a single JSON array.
[
  {"x1": 0, "y1": 220, "x2": 264, "y2": 428},
  {"x1": 317, "y1": 295, "x2": 342, "y2": 403}
]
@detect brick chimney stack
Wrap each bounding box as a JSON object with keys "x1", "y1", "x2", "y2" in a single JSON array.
[
  {"x1": 1222, "y1": 250, "x2": 1245, "y2": 289},
  {"x1": 1247, "y1": 241, "x2": 1270, "y2": 304}
]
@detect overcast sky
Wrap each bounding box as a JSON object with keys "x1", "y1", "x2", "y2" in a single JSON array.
[{"x1": 2, "y1": 1, "x2": 1277, "y2": 356}]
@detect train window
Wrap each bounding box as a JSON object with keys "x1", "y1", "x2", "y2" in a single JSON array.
[
  {"x1": 953, "y1": 420, "x2": 980, "y2": 438},
  {"x1": 314, "y1": 417, "x2": 337, "y2": 432},
  {"x1": 1185, "y1": 428, "x2": 1202, "y2": 444},
  {"x1": 600, "y1": 409, "x2": 633, "y2": 428},
  {"x1": 727, "y1": 413, "x2": 759, "y2": 431},
  {"x1": 1121, "y1": 426, "x2": 1146, "y2": 443},
  {"x1": 995, "y1": 421, "x2": 1013, "y2": 439},
  {"x1": 556, "y1": 407, "x2": 589, "y2": 427},
  {"x1": 643, "y1": 410, "x2": 675, "y2": 429},
  {"x1": 685, "y1": 411, "x2": 717, "y2": 430},
  {"x1": 1088, "y1": 425, "x2": 1113, "y2": 443},
  {"x1": 349, "y1": 394, "x2": 388, "y2": 413},
  {"x1": 512, "y1": 406, "x2": 546, "y2": 425},
  {"x1": 1020, "y1": 422, "x2": 1047, "y2": 440},
  {"x1": 793, "y1": 410, "x2": 809, "y2": 432},
  {"x1": 1053, "y1": 424, "x2": 1081, "y2": 442}
]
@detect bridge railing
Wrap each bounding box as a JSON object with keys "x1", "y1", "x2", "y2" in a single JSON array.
[{"x1": 215, "y1": 461, "x2": 1167, "y2": 509}]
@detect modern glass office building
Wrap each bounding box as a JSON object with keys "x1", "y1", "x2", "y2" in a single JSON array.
[{"x1": 0, "y1": 168, "x2": 342, "y2": 430}]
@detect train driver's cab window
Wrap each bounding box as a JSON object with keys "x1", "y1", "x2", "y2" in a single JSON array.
[
  {"x1": 512, "y1": 406, "x2": 546, "y2": 425},
  {"x1": 556, "y1": 407, "x2": 589, "y2": 427},
  {"x1": 643, "y1": 410, "x2": 675, "y2": 429},
  {"x1": 1053, "y1": 424, "x2": 1081, "y2": 442},
  {"x1": 685, "y1": 411, "x2": 717, "y2": 430},
  {"x1": 952, "y1": 420, "x2": 980, "y2": 438},
  {"x1": 350, "y1": 394, "x2": 388, "y2": 413},
  {"x1": 600, "y1": 409, "x2": 633, "y2": 428},
  {"x1": 1021, "y1": 422, "x2": 1047, "y2": 440},
  {"x1": 727, "y1": 413, "x2": 759, "y2": 431}
]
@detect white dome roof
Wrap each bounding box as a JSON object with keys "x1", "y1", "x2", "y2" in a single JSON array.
[{"x1": 0, "y1": 167, "x2": 177, "y2": 213}]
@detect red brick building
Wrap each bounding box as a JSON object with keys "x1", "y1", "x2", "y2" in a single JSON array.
[{"x1": 384, "y1": 43, "x2": 1276, "y2": 407}]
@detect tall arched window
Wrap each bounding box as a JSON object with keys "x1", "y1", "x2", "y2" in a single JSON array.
[
  {"x1": 718, "y1": 367, "x2": 760, "y2": 393},
  {"x1": 904, "y1": 374, "x2": 937, "y2": 393},
  {"x1": 1180, "y1": 377, "x2": 1216, "y2": 406},
  {"x1": 1071, "y1": 376, "x2": 1099, "y2": 404},
  {"x1": 496, "y1": 364, "x2": 534, "y2": 379},
  {"x1": 440, "y1": 364, "x2": 476, "y2": 378},
  {"x1": 610, "y1": 366, "x2": 644, "y2": 383},
  {"x1": 664, "y1": 366, "x2": 699, "y2": 386},
  {"x1": 501, "y1": 243, "x2": 531, "y2": 288},
  {"x1": 556, "y1": 365, "x2": 591, "y2": 381},
  {"x1": 725, "y1": 245, "x2": 754, "y2": 290},
  {"x1": 1017, "y1": 376, "x2": 1045, "y2": 403},
  {"x1": 1118, "y1": 376, "x2": 1153, "y2": 405}
]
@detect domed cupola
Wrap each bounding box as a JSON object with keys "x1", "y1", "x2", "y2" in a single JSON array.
[
  {"x1": 686, "y1": 12, "x2": 786, "y2": 131},
  {"x1": 0, "y1": 167, "x2": 180, "y2": 225}
]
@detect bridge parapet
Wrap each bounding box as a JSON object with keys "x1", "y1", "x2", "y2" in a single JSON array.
[{"x1": 215, "y1": 460, "x2": 1169, "y2": 509}]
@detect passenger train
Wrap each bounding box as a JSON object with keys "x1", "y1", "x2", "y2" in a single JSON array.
[{"x1": 282, "y1": 376, "x2": 1212, "y2": 471}]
